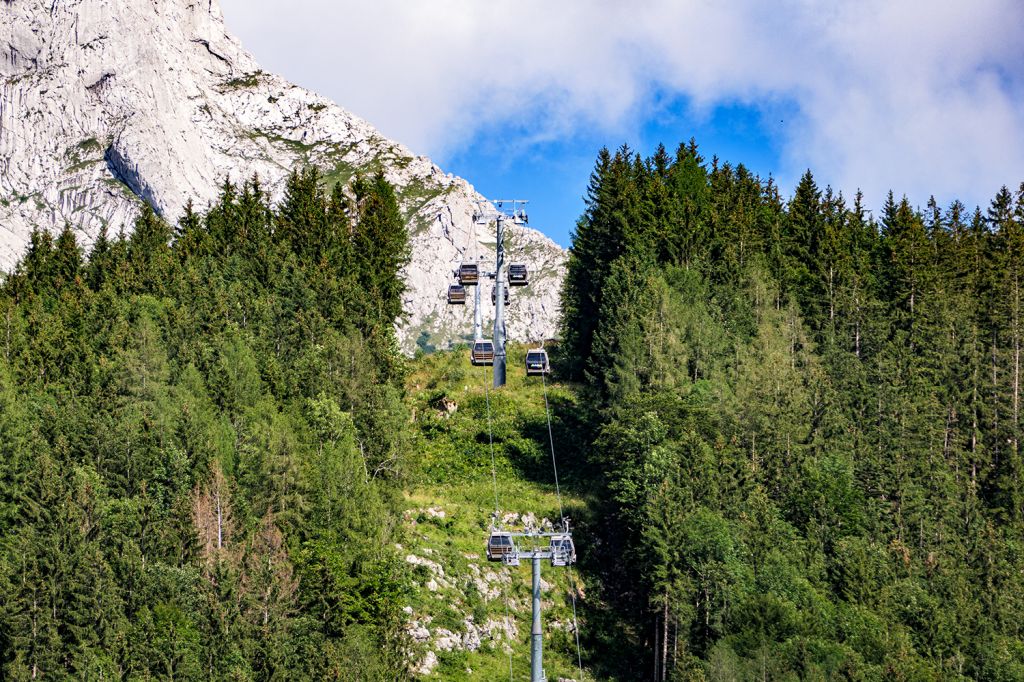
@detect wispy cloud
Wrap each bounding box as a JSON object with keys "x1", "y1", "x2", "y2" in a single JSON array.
[{"x1": 221, "y1": 0, "x2": 1024, "y2": 208}]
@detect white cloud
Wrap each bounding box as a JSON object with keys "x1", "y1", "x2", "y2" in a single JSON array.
[{"x1": 219, "y1": 0, "x2": 1024, "y2": 209}]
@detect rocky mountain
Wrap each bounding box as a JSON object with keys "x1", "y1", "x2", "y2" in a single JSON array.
[{"x1": 0, "y1": 0, "x2": 566, "y2": 352}]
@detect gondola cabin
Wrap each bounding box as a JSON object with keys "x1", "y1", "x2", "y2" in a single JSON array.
[
  {"x1": 549, "y1": 534, "x2": 576, "y2": 567},
  {"x1": 491, "y1": 286, "x2": 510, "y2": 306},
  {"x1": 447, "y1": 284, "x2": 467, "y2": 305},
  {"x1": 458, "y1": 263, "x2": 480, "y2": 286},
  {"x1": 471, "y1": 340, "x2": 495, "y2": 365},
  {"x1": 525, "y1": 349, "x2": 550, "y2": 376},
  {"x1": 487, "y1": 531, "x2": 515, "y2": 562},
  {"x1": 508, "y1": 263, "x2": 529, "y2": 286}
]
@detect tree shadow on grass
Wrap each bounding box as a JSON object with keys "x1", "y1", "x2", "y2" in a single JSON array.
[{"x1": 503, "y1": 392, "x2": 641, "y2": 680}]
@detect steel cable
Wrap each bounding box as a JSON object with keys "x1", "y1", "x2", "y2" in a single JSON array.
[
  {"x1": 482, "y1": 363, "x2": 515, "y2": 680},
  {"x1": 541, "y1": 369, "x2": 584, "y2": 680},
  {"x1": 541, "y1": 370, "x2": 565, "y2": 523}
]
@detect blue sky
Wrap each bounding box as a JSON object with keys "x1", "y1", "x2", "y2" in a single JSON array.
[
  {"x1": 219, "y1": 0, "x2": 1024, "y2": 248},
  {"x1": 440, "y1": 97, "x2": 794, "y2": 246}
]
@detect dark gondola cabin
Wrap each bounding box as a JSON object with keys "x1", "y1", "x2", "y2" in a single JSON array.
[
  {"x1": 549, "y1": 535, "x2": 576, "y2": 567},
  {"x1": 491, "y1": 286, "x2": 510, "y2": 306},
  {"x1": 471, "y1": 340, "x2": 495, "y2": 366},
  {"x1": 525, "y1": 349, "x2": 549, "y2": 376},
  {"x1": 458, "y1": 263, "x2": 480, "y2": 286},
  {"x1": 508, "y1": 263, "x2": 528, "y2": 286},
  {"x1": 487, "y1": 531, "x2": 515, "y2": 562},
  {"x1": 447, "y1": 284, "x2": 467, "y2": 305}
]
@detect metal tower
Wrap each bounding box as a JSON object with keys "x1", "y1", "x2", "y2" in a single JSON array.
[
  {"x1": 474, "y1": 200, "x2": 528, "y2": 388},
  {"x1": 488, "y1": 521, "x2": 576, "y2": 681}
]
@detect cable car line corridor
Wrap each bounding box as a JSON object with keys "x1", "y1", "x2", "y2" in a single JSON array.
[
  {"x1": 416, "y1": 198, "x2": 593, "y2": 679},
  {"x1": 482, "y1": 358, "x2": 581, "y2": 681},
  {"x1": 403, "y1": 348, "x2": 597, "y2": 680}
]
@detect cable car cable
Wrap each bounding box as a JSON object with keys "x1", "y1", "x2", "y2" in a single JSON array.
[
  {"x1": 477, "y1": 300, "x2": 581, "y2": 678},
  {"x1": 540, "y1": 370, "x2": 565, "y2": 524},
  {"x1": 541, "y1": 369, "x2": 585, "y2": 679},
  {"x1": 502, "y1": 584, "x2": 515, "y2": 682},
  {"x1": 567, "y1": 565, "x2": 585, "y2": 679},
  {"x1": 481, "y1": 363, "x2": 515, "y2": 681},
  {"x1": 484, "y1": 367, "x2": 500, "y2": 518}
]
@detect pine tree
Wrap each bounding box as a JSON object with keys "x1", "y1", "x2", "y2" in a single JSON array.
[
  {"x1": 589, "y1": 254, "x2": 657, "y2": 403},
  {"x1": 126, "y1": 205, "x2": 175, "y2": 295},
  {"x1": 663, "y1": 139, "x2": 710, "y2": 269},
  {"x1": 987, "y1": 186, "x2": 1024, "y2": 520},
  {"x1": 18, "y1": 228, "x2": 56, "y2": 298},
  {"x1": 350, "y1": 172, "x2": 410, "y2": 347},
  {"x1": 276, "y1": 167, "x2": 328, "y2": 260},
  {"x1": 559, "y1": 148, "x2": 612, "y2": 379},
  {"x1": 51, "y1": 225, "x2": 82, "y2": 292},
  {"x1": 559, "y1": 147, "x2": 644, "y2": 379},
  {"x1": 86, "y1": 224, "x2": 113, "y2": 291},
  {"x1": 783, "y1": 170, "x2": 822, "y2": 308}
]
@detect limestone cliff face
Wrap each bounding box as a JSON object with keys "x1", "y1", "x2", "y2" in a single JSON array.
[{"x1": 0, "y1": 0, "x2": 566, "y2": 351}]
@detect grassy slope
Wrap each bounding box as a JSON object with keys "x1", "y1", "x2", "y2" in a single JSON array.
[{"x1": 402, "y1": 345, "x2": 595, "y2": 681}]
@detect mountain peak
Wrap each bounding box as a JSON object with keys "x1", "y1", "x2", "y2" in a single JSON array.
[{"x1": 0, "y1": 0, "x2": 565, "y2": 350}]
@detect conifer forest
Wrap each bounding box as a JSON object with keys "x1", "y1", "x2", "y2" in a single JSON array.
[
  {"x1": 560, "y1": 143, "x2": 1024, "y2": 681},
  {"x1": 3, "y1": 141, "x2": 1024, "y2": 681}
]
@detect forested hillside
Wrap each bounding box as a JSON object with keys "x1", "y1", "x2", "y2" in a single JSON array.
[
  {"x1": 4, "y1": 138, "x2": 1024, "y2": 682},
  {"x1": 0, "y1": 169, "x2": 414, "y2": 679},
  {"x1": 561, "y1": 142, "x2": 1024, "y2": 680}
]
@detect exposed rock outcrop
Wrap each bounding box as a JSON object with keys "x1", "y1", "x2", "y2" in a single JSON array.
[{"x1": 0, "y1": 0, "x2": 566, "y2": 350}]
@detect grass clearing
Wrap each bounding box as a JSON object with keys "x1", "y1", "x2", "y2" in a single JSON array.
[{"x1": 402, "y1": 347, "x2": 594, "y2": 680}]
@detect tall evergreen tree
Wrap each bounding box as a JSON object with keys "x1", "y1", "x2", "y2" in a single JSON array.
[{"x1": 351, "y1": 171, "x2": 410, "y2": 340}]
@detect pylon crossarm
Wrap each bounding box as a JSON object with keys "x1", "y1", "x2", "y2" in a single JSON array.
[{"x1": 507, "y1": 530, "x2": 572, "y2": 539}]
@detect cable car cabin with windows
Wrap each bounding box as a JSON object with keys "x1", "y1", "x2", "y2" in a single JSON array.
[
  {"x1": 447, "y1": 284, "x2": 467, "y2": 305},
  {"x1": 525, "y1": 349, "x2": 550, "y2": 376},
  {"x1": 458, "y1": 263, "x2": 480, "y2": 286},
  {"x1": 487, "y1": 531, "x2": 515, "y2": 562},
  {"x1": 491, "y1": 286, "x2": 510, "y2": 306},
  {"x1": 508, "y1": 263, "x2": 528, "y2": 286},
  {"x1": 471, "y1": 340, "x2": 495, "y2": 365},
  {"x1": 549, "y1": 535, "x2": 576, "y2": 567}
]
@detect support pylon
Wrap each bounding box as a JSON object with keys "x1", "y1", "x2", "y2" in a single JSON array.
[
  {"x1": 493, "y1": 214, "x2": 507, "y2": 388},
  {"x1": 531, "y1": 554, "x2": 545, "y2": 681},
  {"x1": 473, "y1": 199, "x2": 528, "y2": 389}
]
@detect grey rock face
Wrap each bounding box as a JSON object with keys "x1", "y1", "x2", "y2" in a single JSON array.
[{"x1": 0, "y1": 0, "x2": 566, "y2": 351}]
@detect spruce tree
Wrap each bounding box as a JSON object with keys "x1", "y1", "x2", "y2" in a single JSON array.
[
  {"x1": 351, "y1": 171, "x2": 409, "y2": 335},
  {"x1": 783, "y1": 170, "x2": 822, "y2": 313}
]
